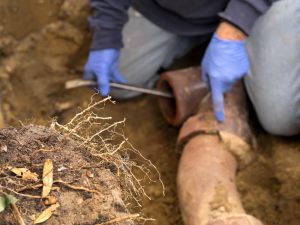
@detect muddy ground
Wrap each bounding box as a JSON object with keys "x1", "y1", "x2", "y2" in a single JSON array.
[{"x1": 0, "y1": 1, "x2": 299, "y2": 225}]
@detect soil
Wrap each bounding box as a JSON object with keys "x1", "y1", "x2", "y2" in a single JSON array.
[
  {"x1": 0, "y1": 125, "x2": 132, "y2": 225},
  {"x1": 0, "y1": 1, "x2": 299, "y2": 225}
]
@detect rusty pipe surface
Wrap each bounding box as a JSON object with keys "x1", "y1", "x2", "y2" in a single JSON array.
[
  {"x1": 177, "y1": 135, "x2": 244, "y2": 225},
  {"x1": 177, "y1": 135, "x2": 264, "y2": 225},
  {"x1": 157, "y1": 67, "x2": 209, "y2": 126},
  {"x1": 176, "y1": 82, "x2": 264, "y2": 225}
]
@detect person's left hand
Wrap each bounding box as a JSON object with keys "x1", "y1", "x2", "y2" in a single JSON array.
[{"x1": 201, "y1": 28, "x2": 249, "y2": 122}]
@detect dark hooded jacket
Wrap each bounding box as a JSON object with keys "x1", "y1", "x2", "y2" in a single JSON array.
[{"x1": 89, "y1": 0, "x2": 275, "y2": 50}]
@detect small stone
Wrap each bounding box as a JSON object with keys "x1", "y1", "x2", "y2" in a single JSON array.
[
  {"x1": 57, "y1": 166, "x2": 67, "y2": 172},
  {"x1": 44, "y1": 196, "x2": 58, "y2": 205},
  {"x1": 76, "y1": 197, "x2": 83, "y2": 204},
  {"x1": 1, "y1": 145, "x2": 7, "y2": 152},
  {"x1": 29, "y1": 214, "x2": 36, "y2": 221},
  {"x1": 86, "y1": 171, "x2": 94, "y2": 178}
]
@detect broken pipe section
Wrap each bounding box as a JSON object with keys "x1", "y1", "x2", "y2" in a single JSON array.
[
  {"x1": 176, "y1": 82, "x2": 263, "y2": 225},
  {"x1": 157, "y1": 67, "x2": 209, "y2": 126}
]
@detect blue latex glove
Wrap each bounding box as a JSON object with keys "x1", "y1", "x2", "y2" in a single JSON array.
[
  {"x1": 83, "y1": 49, "x2": 126, "y2": 96},
  {"x1": 201, "y1": 34, "x2": 249, "y2": 122}
]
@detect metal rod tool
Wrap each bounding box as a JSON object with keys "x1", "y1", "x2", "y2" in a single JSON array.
[{"x1": 65, "y1": 79, "x2": 174, "y2": 98}]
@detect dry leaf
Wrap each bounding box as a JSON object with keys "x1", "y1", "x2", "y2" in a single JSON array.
[
  {"x1": 42, "y1": 159, "x2": 53, "y2": 198},
  {"x1": 10, "y1": 167, "x2": 39, "y2": 182},
  {"x1": 34, "y1": 203, "x2": 59, "y2": 224}
]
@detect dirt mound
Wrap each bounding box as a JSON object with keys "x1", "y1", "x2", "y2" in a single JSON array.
[
  {"x1": 0, "y1": 125, "x2": 134, "y2": 225},
  {"x1": 0, "y1": 0, "x2": 90, "y2": 127}
]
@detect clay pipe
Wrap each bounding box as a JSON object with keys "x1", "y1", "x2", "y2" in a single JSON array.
[
  {"x1": 177, "y1": 135, "x2": 263, "y2": 225},
  {"x1": 157, "y1": 67, "x2": 209, "y2": 127},
  {"x1": 176, "y1": 82, "x2": 263, "y2": 225},
  {"x1": 177, "y1": 135, "x2": 243, "y2": 225}
]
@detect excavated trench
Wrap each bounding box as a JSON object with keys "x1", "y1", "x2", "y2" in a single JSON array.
[{"x1": 0, "y1": 1, "x2": 299, "y2": 224}]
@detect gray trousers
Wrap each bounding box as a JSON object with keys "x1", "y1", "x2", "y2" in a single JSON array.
[
  {"x1": 245, "y1": 0, "x2": 300, "y2": 136},
  {"x1": 111, "y1": 9, "x2": 203, "y2": 98},
  {"x1": 115, "y1": 0, "x2": 300, "y2": 136}
]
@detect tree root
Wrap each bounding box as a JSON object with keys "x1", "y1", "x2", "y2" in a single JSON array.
[
  {"x1": 96, "y1": 213, "x2": 140, "y2": 225},
  {"x1": 11, "y1": 203, "x2": 26, "y2": 225},
  {"x1": 54, "y1": 180, "x2": 101, "y2": 195},
  {"x1": 0, "y1": 186, "x2": 41, "y2": 199},
  {"x1": 16, "y1": 179, "x2": 101, "y2": 195},
  {"x1": 31, "y1": 148, "x2": 60, "y2": 157}
]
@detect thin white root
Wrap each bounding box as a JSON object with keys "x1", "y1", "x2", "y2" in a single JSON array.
[
  {"x1": 96, "y1": 213, "x2": 140, "y2": 225},
  {"x1": 51, "y1": 96, "x2": 164, "y2": 209}
]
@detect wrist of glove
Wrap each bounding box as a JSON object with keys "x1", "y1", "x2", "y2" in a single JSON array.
[
  {"x1": 201, "y1": 33, "x2": 249, "y2": 122},
  {"x1": 83, "y1": 49, "x2": 126, "y2": 96}
]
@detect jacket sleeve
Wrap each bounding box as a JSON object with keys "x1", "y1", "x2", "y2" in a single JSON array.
[
  {"x1": 89, "y1": 0, "x2": 132, "y2": 50},
  {"x1": 219, "y1": 0, "x2": 274, "y2": 35}
]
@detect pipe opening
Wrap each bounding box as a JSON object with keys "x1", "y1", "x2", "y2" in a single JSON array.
[{"x1": 158, "y1": 80, "x2": 177, "y2": 123}]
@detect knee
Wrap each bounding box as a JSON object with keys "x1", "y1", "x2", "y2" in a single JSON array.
[
  {"x1": 245, "y1": 77, "x2": 300, "y2": 136},
  {"x1": 257, "y1": 106, "x2": 300, "y2": 136}
]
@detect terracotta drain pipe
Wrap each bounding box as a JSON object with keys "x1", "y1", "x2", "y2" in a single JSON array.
[
  {"x1": 157, "y1": 67, "x2": 209, "y2": 126},
  {"x1": 176, "y1": 82, "x2": 263, "y2": 225}
]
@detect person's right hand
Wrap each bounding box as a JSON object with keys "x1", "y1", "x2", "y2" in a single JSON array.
[
  {"x1": 201, "y1": 22, "x2": 248, "y2": 122},
  {"x1": 83, "y1": 49, "x2": 126, "y2": 96}
]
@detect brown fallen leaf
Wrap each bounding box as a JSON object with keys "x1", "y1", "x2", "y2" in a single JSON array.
[
  {"x1": 10, "y1": 167, "x2": 39, "y2": 182},
  {"x1": 34, "y1": 203, "x2": 60, "y2": 224},
  {"x1": 42, "y1": 159, "x2": 53, "y2": 198}
]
